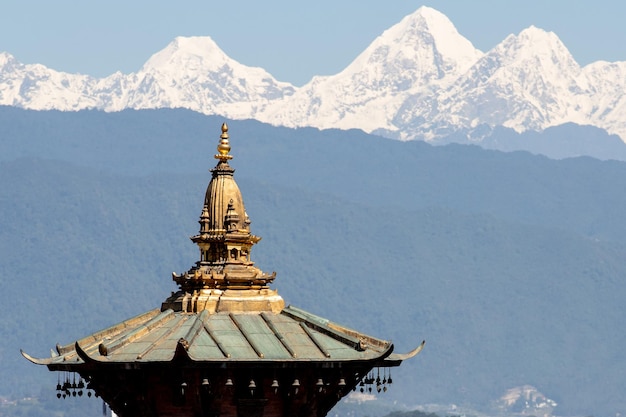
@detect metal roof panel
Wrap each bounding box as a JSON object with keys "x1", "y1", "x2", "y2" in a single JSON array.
[{"x1": 31, "y1": 305, "x2": 394, "y2": 367}]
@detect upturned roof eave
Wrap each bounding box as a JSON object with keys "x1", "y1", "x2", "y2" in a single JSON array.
[{"x1": 22, "y1": 305, "x2": 398, "y2": 368}]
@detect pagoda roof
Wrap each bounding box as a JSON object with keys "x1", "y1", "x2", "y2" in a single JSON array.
[
  {"x1": 22, "y1": 123, "x2": 424, "y2": 384},
  {"x1": 22, "y1": 305, "x2": 422, "y2": 369}
]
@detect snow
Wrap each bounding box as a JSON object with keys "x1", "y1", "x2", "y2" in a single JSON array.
[
  {"x1": 496, "y1": 385, "x2": 558, "y2": 417},
  {"x1": 0, "y1": 52, "x2": 16, "y2": 68},
  {"x1": 140, "y1": 36, "x2": 227, "y2": 71},
  {"x1": 253, "y1": 5, "x2": 484, "y2": 133},
  {"x1": 1, "y1": 7, "x2": 625, "y2": 144}
]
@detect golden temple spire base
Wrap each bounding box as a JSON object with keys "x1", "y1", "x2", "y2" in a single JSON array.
[{"x1": 162, "y1": 288, "x2": 285, "y2": 313}]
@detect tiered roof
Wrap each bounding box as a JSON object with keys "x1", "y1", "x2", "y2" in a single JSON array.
[{"x1": 22, "y1": 124, "x2": 422, "y2": 406}]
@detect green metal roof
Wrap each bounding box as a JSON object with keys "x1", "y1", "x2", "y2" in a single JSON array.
[{"x1": 22, "y1": 305, "x2": 417, "y2": 369}]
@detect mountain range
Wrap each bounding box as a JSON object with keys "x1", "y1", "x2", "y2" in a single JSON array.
[{"x1": 2, "y1": 6, "x2": 626, "y2": 156}]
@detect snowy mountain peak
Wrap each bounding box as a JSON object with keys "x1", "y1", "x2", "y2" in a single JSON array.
[
  {"x1": 516, "y1": 25, "x2": 566, "y2": 46},
  {"x1": 480, "y1": 25, "x2": 583, "y2": 104},
  {"x1": 117, "y1": 35, "x2": 296, "y2": 118},
  {"x1": 399, "y1": 6, "x2": 483, "y2": 67},
  {"x1": 495, "y1": 385, "x2": 558, "y2": 417},
  {"x1": 400, "y1": 5, "x2": 462, "y2": 33},
  {"x1": 519, "y1": 24, "x2": 551, "y2": 37},
  {"x1": 495, "y1": 26, "x2": 578, "y2": 69},
  {"x1": 253, "y1": 5, "x2": 484, "y2": 133},
  {"x1": 397, "y1": 5, "x2": 456, "y2": 32},
  {"x1": 140, "y1": 36, "x2": 229, "y2": 73},
  {"x1": 0, "y1": 52, "x2": 20, "y2": 70},
  {"x1": 355, "y1": 6, "x2": 482, "y2": 80},
  {"x1": 1, "y1": 7, "x2": 626, "y2": 149}
]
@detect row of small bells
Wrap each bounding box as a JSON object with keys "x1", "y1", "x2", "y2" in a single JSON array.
[
  {"x1": 178, "y1": 368, "x2": 392, "y2": 397},
  {"x1": 355, "y1": 367, "x2": 393, "y2": 394},
  {"x1": 55, "y1": 372, "x2": 93, "y2": 399},
  {"x1": 180, "y1": 376, "x2": 348, "y2": 397},
  {"x1": 55, "y1": 369, "x2": 393, "y2": 399}
]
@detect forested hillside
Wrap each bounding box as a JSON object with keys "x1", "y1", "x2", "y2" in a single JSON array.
[{"x1": 1, "y1": 107, "x2": 625, "y2": 416}]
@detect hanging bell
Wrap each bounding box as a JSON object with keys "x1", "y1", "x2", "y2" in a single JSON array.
[
  {"x1": 292, "y1": 379, "x2": 300, "y2": 395},
  {"x1": 316, "y1": 378, "x2": 324, "y2": 392},
  {"x1": 248, "y1": 379, "x2": 256, "y2": 396},
  {"x1": 271, "y1": 379, "x2": 279, "y2": 394},
  {"x1": 338, "y1": 378, "x2": 346, "y2": 387},
  {"x1": 225, "y1": 378, "x2": 234, "y2": 387}
]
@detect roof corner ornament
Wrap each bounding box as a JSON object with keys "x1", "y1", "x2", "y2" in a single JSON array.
[{"x1": 215, "y1": 122, "x2": 233, "y2": 162}]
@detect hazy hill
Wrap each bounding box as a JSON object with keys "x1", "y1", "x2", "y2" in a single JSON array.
[
  {"x1": 2, "y1": 108, "x2": 626, "y2": 416},
  {"x1": 3, "y1": 107, "x2": 626, "y2": 242}
]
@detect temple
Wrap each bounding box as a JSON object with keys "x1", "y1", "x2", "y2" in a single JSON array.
[{"x1": 22, "y1": 124, "x2": 423, "y2": 417}]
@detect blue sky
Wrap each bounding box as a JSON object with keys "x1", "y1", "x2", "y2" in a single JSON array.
[{"x1": 1, "y1": 0, "x2": 624, "y2": 86}]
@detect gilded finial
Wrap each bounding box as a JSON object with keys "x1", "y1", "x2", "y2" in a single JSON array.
[{"x1": 215, "y1": 123, "x2": 233, "y2": 161}]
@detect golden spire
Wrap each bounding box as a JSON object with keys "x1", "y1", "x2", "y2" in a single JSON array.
[
  {"x1": 215, "y1": 122, "x2": 233, "y2": 161},
  {"x1": 162, "y1": 124, "x2": 280, "y2": 313}
]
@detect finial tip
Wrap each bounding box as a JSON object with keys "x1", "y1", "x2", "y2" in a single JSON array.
[{"x1": 215, "y1": 123, "x2": 232, "y2": 161}]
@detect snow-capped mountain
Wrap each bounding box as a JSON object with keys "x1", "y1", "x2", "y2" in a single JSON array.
[
  {"x1": 394, "y1": 26, "x2": 592, "y2": 140},
  {"x1": 0, "y1": 37, "x2": 295, "y2": 117},
  {"x1": 0, "y1": 52, "x2": 99, "y2": 110},
  {"x1": 581, "y1": 60, "x2": 626, "y2": 140},
  {"x1": 254, "y1": 6, "x2": 483, "y2": 133},
  {"x1": 494, "y1": 386, "x2": 558, "y2": 417},
  {"x1": 1, "y1": 6, "x2": 626, "y2": 147},
  {"x1": 107, "y1": 36, "x2": 296, "y2": 118}
]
